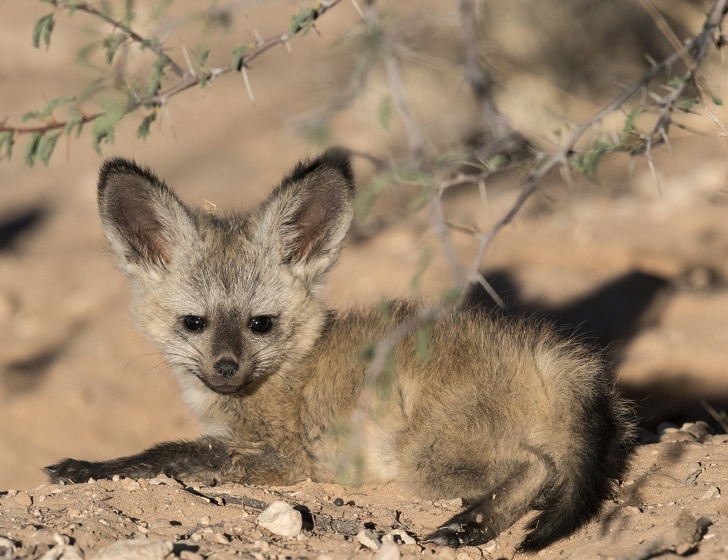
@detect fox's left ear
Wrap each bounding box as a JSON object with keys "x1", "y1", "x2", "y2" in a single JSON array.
[{"x1": 255, "y1": 148, "x2": 355, "y2": 288}]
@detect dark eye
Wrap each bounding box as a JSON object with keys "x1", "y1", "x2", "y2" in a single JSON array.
[
  {"x1": 249, "y1": 316, "x2": 272, "y2": 333},
  {"x1": 182, "y1": 316, "x2": 207, "y2": 332}
]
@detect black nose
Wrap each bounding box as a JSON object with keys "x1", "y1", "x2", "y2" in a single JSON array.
[{"x1": 213, "y1": 358, "x2": 239, "y2": 378}]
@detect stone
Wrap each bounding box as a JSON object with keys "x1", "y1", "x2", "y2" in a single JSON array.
[
  {"x1": 256, "y1": 501, "x2": 302, "y2": 538},
  {"x1": 90, "y1": 539, "x2": 173, "y2": 560}
]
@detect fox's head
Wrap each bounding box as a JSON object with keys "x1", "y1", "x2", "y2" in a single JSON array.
[{"x1": 97, "y1": 149, "x2": 354, "y2": 401}]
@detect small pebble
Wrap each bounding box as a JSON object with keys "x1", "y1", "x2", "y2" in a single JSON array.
[
  {"x1": 621, "y1": 506, "x2": 642, "y2": 515},
  {"x1": 333, "y1": 498, "x2": 344, "y2": 507},
  {"x1": 434, "y1": 498, "x2": 463, "y2": 511},
  {"x1": 482, "y1": 540, "x2": 498, "y2": 553},
  {"x1": 90, "y1": 539, "x2": 173, "y2": 560},
  {"x1": 387, "y1": 529, "x2": 416, "y2": 545},
  {"x1": 700, "y1": 486, "x2": 721, "y2": 500},
  {"x1": 13, "y1": 492, "x2": 32, "y2": 507},
  {"x1": 0, "y1": 537, "x2": 16, "y2": 553},
  {"x1": 256, "y1": 501, "x2": 302, "y2": 537},
  {"x1": 375, "y1": 538, "x2": 400, "y2": 560},
  {"x1": 356, "y1": 529, "x2": 382, "y2": 551}
]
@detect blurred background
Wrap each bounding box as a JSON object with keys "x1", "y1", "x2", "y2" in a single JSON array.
[{"x1": 1, "y1": 0, "x2": 727, "y2": 489}]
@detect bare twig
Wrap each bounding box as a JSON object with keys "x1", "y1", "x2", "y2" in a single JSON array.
[
  {"x1": 458, "y1": 0, "x2": 529, "y2": 161},
  {"x1": 364, "y1": 0, "x2": 424, "y2": 167},
  {"x1": 383, "y1": 54, "x2": 425, "y2": 166}
]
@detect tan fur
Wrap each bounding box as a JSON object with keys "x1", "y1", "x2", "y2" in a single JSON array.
[{"x1": 46, "y1": 150, "x2": 634, "y2": 551}]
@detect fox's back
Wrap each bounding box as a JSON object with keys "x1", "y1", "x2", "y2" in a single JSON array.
[{"x1": 298, "y1": 301, "x2": 627, "y2": 496}]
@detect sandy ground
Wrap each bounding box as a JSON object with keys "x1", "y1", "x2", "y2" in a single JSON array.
[{"x1": 1, "y1": 0, "x2": 728, "y2": 558}]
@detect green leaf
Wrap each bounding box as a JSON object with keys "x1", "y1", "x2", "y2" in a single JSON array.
[
  {"x1": 621, "y1": 107, "x2": 644, "y2": 144},
  {"x1": 678, "y1": 97, "x2": 699, "y2": 113},
  {"x1": 37, "y1": 130, "x2": 63, "y2": 165},
  {"x1": 22, "y1": 96, "x2": 76, "y2": 122},
  {"x1": 486, "y1": 153, "x2": 508, "y2": 171},
  {"x1": 122, "y1": 0, "x2": 136, "y2": 27},
  {"x1": 667, "y1": 75, "x2": 688, "y2": 88},
  {"x1": 137, "y1": 111, "x2": 157, "y2": 139},
  {"x1": 102, "y1": 33, "x2": 128, "y2": 64},
  {"x1": 32, "y1": 13, "x2": 54, "y2": 50},
  {"x1": 146, "y1": 57, "x2": 169, "y2": 97},
  {"x1": 64, "y1": 108, "x2": 86, "y2": 138},
  {"x1": 231, "y1": 44, "x2": 248, "y2": 70},
  {"x1": 290, "y1": 7, "x2": 316, "y2": 35},
  {"x1": 441, "y1": 287, "x2": 462, "y2": 305},
  {"x1": 195, "y1": 47, "x2": 210, "y2": 68},
  {"x1": 415, "y1": 326, "x2": 430, "y2": 361},
  {"x1": 354, "y1": 176, "x2": 387, "y2": 221},
  {"x1": 570, "y1": 139, "x2": 615, "y2": 180},
  {"x1": 66, "y1": 1, "x2": 82, "y2": 16},
  {"x1": 409, "y1": 247, "x2": 434, "y2": 293},
  {"x1": 0, "y1": 131, "x2": 15, "y2": 161},
  {"x1": 24, "y1": 132, "x2": 43, "y2": 166},
  {"x1": 91, "y1": 103, "x2": 126, "y2": 154},
  {"x1": 358, "y1": 342, "x2": 375, "y2": 363},
  {"x1": 377, "y1": 95, "x2": 392, "y2": 130}
]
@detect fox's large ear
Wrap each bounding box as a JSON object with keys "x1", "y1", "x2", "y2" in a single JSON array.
[
  {"x1": 97, "y1": 158, "x2": 198, "y2": 276},
  {"x1": 255, "y1": 148, "x2": 355, "y2": 287}
]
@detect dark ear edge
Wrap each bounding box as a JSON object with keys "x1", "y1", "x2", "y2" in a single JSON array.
[
  {"x1": 98, "y1": 157, "x2": 167, "y2": 202},
  {"x1": 97, "y1": 157, "x2": 192, "y2": 268},
  {"x1": 278, "y1": 147, "x2": 355, "y2": 195},
  {"x1": 254, "y1": 147, "x2": 355, "y2": 281}
]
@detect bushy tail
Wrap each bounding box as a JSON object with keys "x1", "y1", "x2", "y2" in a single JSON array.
[{"x1": 519, "y1": 389, "x2": 635, "y2": 552}]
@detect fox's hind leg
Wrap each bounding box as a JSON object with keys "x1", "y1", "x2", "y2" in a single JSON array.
[{"x1": 424, "y1": 456, "x2": 552, "y2": 547}]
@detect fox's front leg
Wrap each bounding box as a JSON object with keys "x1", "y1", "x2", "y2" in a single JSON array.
[{"x1": 45, "y1": 437, "x2": 230, "y2": 484}]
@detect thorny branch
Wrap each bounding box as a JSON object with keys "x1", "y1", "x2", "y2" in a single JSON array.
[
  {"x1": 0, "y1": 0, "x2": 348, "y2": 137},
  {"x1": 49, "y1": 0, "x2": 187, "y2": 78},
  {"x1": 461, "y1": 0, "x2": 728, "y2": 291}
]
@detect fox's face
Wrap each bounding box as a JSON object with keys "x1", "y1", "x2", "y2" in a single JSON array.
[{"x1": 97, "y1": 151, "x2": 354, "y2": 396}]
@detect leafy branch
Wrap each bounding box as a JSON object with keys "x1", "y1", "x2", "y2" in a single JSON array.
[
  {"x1": 1, "y1": 0, "x2": 349, "y2": 165},
  {"x1": 568, "y1": 0, "x2": 727, "y2": 183}
]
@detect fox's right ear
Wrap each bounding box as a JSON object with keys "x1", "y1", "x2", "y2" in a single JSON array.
[{"x1": 97, "y1": 158, "x2": 197, "y2": 275}]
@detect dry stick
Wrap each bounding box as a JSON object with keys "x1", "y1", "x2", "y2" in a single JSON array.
[
  {"x1": 458, "y1": 0, "x2": 524, "y2": 159},
  {"x1": 364, "y1": 0, "x2": 425, "y2": 166},
  {"x1": 383, "y1": 54, "x2": 425, "y2": 167},
  {"x1": 1, "y1": 0, "x2": 347, "y2": 136}
]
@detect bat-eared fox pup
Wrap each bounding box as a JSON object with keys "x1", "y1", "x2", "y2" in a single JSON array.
[{"x1": 46, "y1": 148, "x2": 634, "y2": 552}]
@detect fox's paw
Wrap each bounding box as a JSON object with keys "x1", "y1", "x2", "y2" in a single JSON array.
[
  {"x1": 426, "y1": 523, "x2": 468, "y2": 547},
  {"x1": 44, "y1": 459, "x2": 99, "y2": 484},
  {"x1": 426, "y1": 522, "x2": 491, "y2": 548}
]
